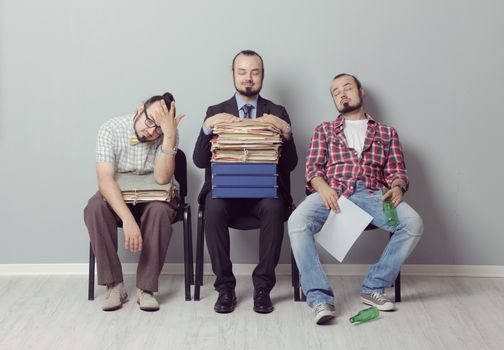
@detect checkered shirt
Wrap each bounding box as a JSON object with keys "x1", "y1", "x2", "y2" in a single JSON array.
[
  {"x1": 305, "y1": 114, "x2": 409, "y2": 197},
  {"x1": 96, "y1": 114, "x2": 179, "y2": 175}
]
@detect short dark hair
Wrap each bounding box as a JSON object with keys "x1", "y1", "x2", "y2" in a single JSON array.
[
  {"x1": 332, "y1": 73, "x2": 362, "y2": 89},
  {"x1": 232, "y1": 50, "x2": 264, "y2": 74},
  {"x1": 144, "y1": 92, "x2": 175, "y2": 110}
]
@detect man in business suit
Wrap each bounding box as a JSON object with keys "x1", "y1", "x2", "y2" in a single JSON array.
[{"x1": 193, "y1": 50, "x2": 298, "y2": 314}]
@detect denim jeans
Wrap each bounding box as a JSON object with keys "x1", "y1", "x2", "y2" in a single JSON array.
[{"x1": 288, "y1": 181, "x2": 423, "y2": 308}]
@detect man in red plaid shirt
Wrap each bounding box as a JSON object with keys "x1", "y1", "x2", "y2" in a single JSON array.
[{"x1": 288, "y1": 73, "x2": 424, "y2": 325}]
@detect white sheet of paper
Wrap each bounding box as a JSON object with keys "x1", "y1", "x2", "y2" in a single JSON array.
[{"x1": 315, "y1": 196, "x2": 373, "y2": 262}]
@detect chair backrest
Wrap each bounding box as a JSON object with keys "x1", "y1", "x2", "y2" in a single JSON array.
[{"x1": 174, "y1": 149, "x2": 187, "y2": 205}]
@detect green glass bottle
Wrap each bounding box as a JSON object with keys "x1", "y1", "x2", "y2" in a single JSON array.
[
  {"x1": 349, "y1": 306, "x2": 379, "y2": 323},
  {"x1": 382, "y1": 189, "x2": 399, "y2": 227}
]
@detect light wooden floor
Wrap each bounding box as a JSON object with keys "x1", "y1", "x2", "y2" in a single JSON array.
[{"x1": 0, "y1": 274, "x2": 503, "y2": 350}]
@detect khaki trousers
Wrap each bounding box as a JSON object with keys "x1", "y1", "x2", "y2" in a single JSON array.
[{"x1": 84, "y1": 192, "x2": 176, "y2": 292}]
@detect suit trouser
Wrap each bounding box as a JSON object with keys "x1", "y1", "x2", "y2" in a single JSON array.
[
  {"x1": 203, "y1": 191, "x2": 286, "y2": 292},
  {"x1": 84, "y1": 192, "x2": 176, "y2": 292}
]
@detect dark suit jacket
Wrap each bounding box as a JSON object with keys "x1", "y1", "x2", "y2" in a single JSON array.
[{"x1": 193, "y1": 95, "x2": 298, "y2": 206}]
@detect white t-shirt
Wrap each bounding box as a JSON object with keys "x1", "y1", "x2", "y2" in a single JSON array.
[{"x1": 344, "y1": 119, "x2": 368, "y2": 158}]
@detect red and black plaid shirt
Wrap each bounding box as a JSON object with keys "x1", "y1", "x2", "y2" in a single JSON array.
[{"x1": 306, "y1": 114, "x2": 409, "y2": 197}]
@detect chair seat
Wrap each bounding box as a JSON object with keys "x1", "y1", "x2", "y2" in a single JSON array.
[
  {"x1": 228, "y1": 216, "x2": 260, "y2": 231},
  {"x1": 228, "y1": 212, "x2": 292, "y2": 231}
]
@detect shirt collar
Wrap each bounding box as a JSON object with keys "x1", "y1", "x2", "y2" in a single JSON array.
[
  {"x1": 334, "y1": 113, "x2": 376, "y2": 131},
  {"x1": 127, "y1": 113, "x2": 140, "y2": 145},
  {"x1": 235, "y1": 94, "x2": 258, "y2": 112}
]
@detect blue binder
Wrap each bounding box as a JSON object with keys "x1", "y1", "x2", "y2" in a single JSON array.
[
  {"x1": 212, "y1": 175, "x2": 277, "y2": 187},
  {"x1": 212, "y1": 187, "x2": 278, "y2": 198},
  {"x1": 211, "y1": 163, "x2": 278, "y2": 198},
  {"x1": 211, "y1": 163, "x2": 276, "y2": 175}
]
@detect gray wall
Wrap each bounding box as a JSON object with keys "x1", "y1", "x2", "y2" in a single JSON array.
[{"x1": 1, "y1": 0, "x2": 502, "y2": 265}]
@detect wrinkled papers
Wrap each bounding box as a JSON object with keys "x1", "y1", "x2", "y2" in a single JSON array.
[{"x1": 211, "y1": 120, "x2": 282, "y2": 163}]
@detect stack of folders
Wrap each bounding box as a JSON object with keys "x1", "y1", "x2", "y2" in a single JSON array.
[
  {"x1": 115, "y1": 173, "x2": 176, "y2": 205},
  {"x1": 210, "y1": 121, "x2": 282, "y2": 163},
  {"x1": 211, "y1": 121, "x2": 281, "y2": 198}
]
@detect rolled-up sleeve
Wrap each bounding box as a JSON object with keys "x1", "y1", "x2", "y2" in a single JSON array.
[
  {"x1": 305, "y1": 124, "x2": 328, "y2": 190},
  {"x1": 96, "y1": 123, "x2": 115, "y2": 164},
  {"x1": 383, "y1": 128, "x2": 409, "y2": 190}
]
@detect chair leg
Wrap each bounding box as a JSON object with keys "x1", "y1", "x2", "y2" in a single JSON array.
[
  {"x1": 88, "y1": 242, "x2": 95, "y2": 301},
  {"x1": 388, "y1": 231, "x2": 402, "y2": 302},
  {"x1": 186, "y1": 207, "x2": 195, "y2": 286},
  {"x1": 194, "y1": 207, "x2": 205, "y2": 301},
  {"x1": 183, "y1": 206, "x2": 192, "y2": 301},
  {"x1": 395, "y1": 271, "x2": 401, "y2": 302},
  {"x1": 291, "y1": 250, "x2": 306, "y2": 302},
  {"x1": 291, "y1": 251, "x2": 300, "y2": 301}
]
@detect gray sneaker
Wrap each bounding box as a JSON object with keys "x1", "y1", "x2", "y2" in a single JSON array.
[
  {"x1": 137, "y1": 289, "x2": 160, "y2": 311},
  {"x1": 360, "y1": 292, "x2": 395, "y2": 311},
  {"x1": 313, "y1": 303, "x2": 336, "y2": 325},
  {"x1": 102, "y1": 282, "x2": 128, "y2": 311}
]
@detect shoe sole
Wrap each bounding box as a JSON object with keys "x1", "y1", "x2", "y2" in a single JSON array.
[
  {"x1": 360, "y1": 297, "x2": 395, "y2": 311},
  {"x1": 315, "y1": 313, "x2": 335, "y2": 325},
  {"x1": 253, "y1": 306, "x2": 274, "y2": 314},
  {"x1": 138, "y1": 306, "x2": 160, "y2": 311},
  {"x1": 102, "y1": 305, "x2": 122, "y2": 312},
  {"x1": 214, "y1": 299, "x2": 237, "y2": 313},
  {"x1": 137, "y1": 300, "x2": 160, "y2": 312}
]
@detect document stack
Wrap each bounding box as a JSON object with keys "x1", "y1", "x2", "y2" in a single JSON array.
[
  {"x1": 210, "y1": 120, "x2": 281, "y2": 198},
  {"x1": 210, "y1": 120, "x2": 282, "y2": 163}
]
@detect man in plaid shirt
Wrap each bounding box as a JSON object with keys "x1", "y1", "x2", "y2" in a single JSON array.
[
  {"x1": 84, "y1": 92, "x2": 184, "y2": 312},
  {"x1": 288, "y1": 74, "x2": 423, "y2": 325}
]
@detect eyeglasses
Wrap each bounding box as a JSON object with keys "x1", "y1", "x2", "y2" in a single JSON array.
[{"x1": 143, "y1": 104, "x2": 162, "y2": 134}]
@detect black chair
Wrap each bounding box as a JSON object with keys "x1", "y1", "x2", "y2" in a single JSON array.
[
  {"x1": 88, "y1": 149, "x2": 194, "y2": 301},
  {"x1": 193, "y1": 202, "x2": 293, "y2": 301},
  {"x1": 291, "y1": 225, "x2": 401, "y2": 302}
]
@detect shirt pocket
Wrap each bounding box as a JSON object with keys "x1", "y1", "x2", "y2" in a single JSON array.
[
  {"x1": 141, "y1": 147, "x2": 157, "y2": 172},
  {"x1": 328, "y1": 135, "x2": 352, "y2": 165},
  {"x1": 369, "y1": 132, "x2": 391, "y2": 165}
]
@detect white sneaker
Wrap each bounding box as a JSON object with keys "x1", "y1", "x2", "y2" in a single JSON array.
[
  {"x1": 137, "y1": 289, "x2": 160, "y2": 311},
  {"x1": 313, "y1": 303, "x2": 336, "y2": 325},
  {"x1": 360, "y1": 292, "x2": 395, "y2": 311},
  {"x1": 102, "y1": 282, "x2": 128, "y2": 311}
]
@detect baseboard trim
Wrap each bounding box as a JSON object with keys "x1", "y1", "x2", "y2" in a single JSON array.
[{"x1": 1, "y1": 263, "x2": 503, "y2": 278}]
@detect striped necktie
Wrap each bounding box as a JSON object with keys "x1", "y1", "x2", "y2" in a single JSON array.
[{"x1": 242, "y1": 104, "x2": 254, "y2": 119}]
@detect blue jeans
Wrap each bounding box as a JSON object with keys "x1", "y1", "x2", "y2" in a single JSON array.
[{"x1": 288, "y1": 181, "x2": 423, "y2": 308}]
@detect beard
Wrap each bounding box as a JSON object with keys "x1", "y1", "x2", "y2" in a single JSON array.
[
  {"x1": 135, "y1": 128, "x2": 160, "y2": 143},
  {"x1": 337, "y1": 98, "x2": 363, "y2": 114},
  {"x1": 234, "y1": 79, "x2": 262, "y2": 97},
  {"x1": 134, "y1": 129, "x2": 149, "y2": 143},
  {"x1": 132, "y1": 114, "x2": 149, "y2": 143}
]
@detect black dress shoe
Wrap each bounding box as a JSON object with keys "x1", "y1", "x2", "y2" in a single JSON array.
[
  {"x1": 214, "y1": 289, "x2": 236, "y2": 313},
  {"x1": 253, "y1": 288, "x2": 274, "y2": 314}
]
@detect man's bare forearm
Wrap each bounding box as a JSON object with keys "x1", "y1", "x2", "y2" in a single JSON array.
[
  {"x1": 96, "y1": 163, "x2": 135, "y2": 224},
  {"x1": 98, "y1": 177, "x2": 135, "y2": 223},
  {"x1": 154, "y1": 135, "x2": 176, "y2": 184},
  {"x1": 310, "y1": 176, "x2": 331, "y2": 192}
]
